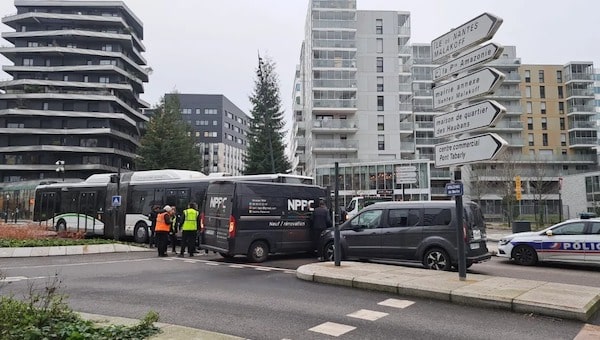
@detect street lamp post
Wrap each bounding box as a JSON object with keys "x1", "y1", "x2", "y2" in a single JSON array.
[{"x1": 55, "y1": 160, "x2": 65, "y2": 181}]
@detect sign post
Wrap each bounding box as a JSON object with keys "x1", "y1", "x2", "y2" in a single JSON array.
[{"x1": 431, "y1": 12, "x2": 504, "y2": 281}]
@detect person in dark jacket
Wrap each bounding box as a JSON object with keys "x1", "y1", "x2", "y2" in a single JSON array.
[
  {"x1": 312, "y1": 200, "x2": 332, "y2": 260},
  {"x1": 147, "y1": 205, "x2": 161, "y2": 248},
  {"x1": 169, "y1": 206, "x2": 180, "y2": 253}
]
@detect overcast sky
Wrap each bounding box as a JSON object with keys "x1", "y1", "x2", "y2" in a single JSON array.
[{"x1": 1, "y1": 0, "x2": 599, "y2": 131}]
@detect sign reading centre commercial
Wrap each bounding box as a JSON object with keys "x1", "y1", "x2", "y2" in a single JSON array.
[
  {"x1": 431, "y1": 12, "x2": 503, "y2": 63},
  {"x1": 434, "y1": 133, "x2": 507, "y2": 168},
  {"x1": 434, "y1": 100, "x2": 506, "y2": 138},
  {"x1": 433, "y1": 43, "x2": 504, "y2": 82},
  {"x1": 433, "y1": 67, "x2": 504, "y2": 110}
]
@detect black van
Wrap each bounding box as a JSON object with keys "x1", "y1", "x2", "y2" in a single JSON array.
[
  {"x1": 200, "y1": 180, "x2": 328, "y2": 262},
  {"x1": 320, "y1": 201, "x2": 491, "y2": 270}
]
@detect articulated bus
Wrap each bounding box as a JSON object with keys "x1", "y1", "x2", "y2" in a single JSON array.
[{"x1": 33, "y1": 169, "x2": 313, "y2": 243}]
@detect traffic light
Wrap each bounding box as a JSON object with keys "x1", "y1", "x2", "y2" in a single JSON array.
[{"x1": 515, "y1": 176, "x2": 522, "y2": 201}]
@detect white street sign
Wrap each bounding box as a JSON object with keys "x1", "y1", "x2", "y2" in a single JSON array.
[
  {"x1": 434, "y1": 100, "x2": 506, "y2": 138},
  {"x1": 433, "y1": 43, "x2": 504, "y2": 82},
  {"x1": 431, "y1": 12, "x2": 503, "y2": 63},
  {"x1": 396, "y1": 172, "x2": 418, "y2": 178},
  {"x1": 434, "y1": 133, "x2": 507, "y2": 168},
  {"x1": 396, "y1": 166, "x2": 417, "y2": 172},
  {"x1": 433, "y1": 67, "x2": 505, "y2": 110},
  {"x1": 397, "y1": 178, "x2": 417, "y2": 184}
]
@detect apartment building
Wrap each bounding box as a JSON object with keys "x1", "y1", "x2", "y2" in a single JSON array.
[
  {"x1": 290, "y1": 0, "x2": 599, "y2": 211},
  {"x1": 0, "y1": 0, "x2": 150, "y2": 182},
  {"x1": 166, "y1": 93, "x2": 250, "y2": 176}
]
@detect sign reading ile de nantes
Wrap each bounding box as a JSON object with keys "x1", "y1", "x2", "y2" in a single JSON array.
[{"x1": 431, "y1": 12, "x2": 503, "y2": 63}]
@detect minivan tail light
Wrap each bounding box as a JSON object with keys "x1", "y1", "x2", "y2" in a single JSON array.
[
  {"x1": 200, "y1": 212, "x2": 205, "y2": 231},
  {"x1": 463, "y1": 223, "x2": 468, "y2": 242},
  {"x1": 228, "y1": 215, "x2": 236, "y2": 238}
]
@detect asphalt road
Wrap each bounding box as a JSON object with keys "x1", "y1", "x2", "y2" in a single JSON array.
[{"x1": 0, "y1": 252, "x2": 596, "y2": 339}]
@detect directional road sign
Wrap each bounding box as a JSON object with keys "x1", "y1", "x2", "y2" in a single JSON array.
[
  {"x1": 431, "y1": 12, "x2": 503, "y2": 63},
  {"x1": 434, "y1": 100, "x2": 506, "y2": 138},
  {"x1": 434, "y1": 133, "x2": 507, "y2": 168},
  {"x1": 433, "y1": 43, "x2": 504, "y2": 82},
  {"x1": 397, "y1": 178, "x2": 417, "y2": 184},
  {"x1": 433, "y1": 67, "x2": 505, "y2": 110}
]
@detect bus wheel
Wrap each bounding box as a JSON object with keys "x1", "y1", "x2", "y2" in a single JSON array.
[
  {"x1": 247, "y1": 241, "x2": 269, "y2": 263},
  {"x1": 56, "y1": 220, "x2": 66, "y2": 232},
  {"x1": 133, "y1": 223, "x2": 148, "y2": 243}
]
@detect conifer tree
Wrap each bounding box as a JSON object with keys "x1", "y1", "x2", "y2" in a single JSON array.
[
  {"x1": 136, "y1": 93, "x2": 202, "y2": 171},
  {"x1": 244, "y1": 54, "x2": 290, "y2": 174}
]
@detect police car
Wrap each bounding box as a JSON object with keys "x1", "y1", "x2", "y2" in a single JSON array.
[{"x1": 497, "y1": 218, "x2": 600, "y2": 266}]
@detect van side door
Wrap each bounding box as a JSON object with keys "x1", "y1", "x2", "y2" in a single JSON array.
[
  {"x1": 380, "y1": 207, "x2": 421, "y2": 259},
  {"x1": 343, "y1": 209, "x2": 383, "y2": 258}
]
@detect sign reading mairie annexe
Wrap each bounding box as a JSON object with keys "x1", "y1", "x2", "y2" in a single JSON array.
[{"x1": 433, "y1": 67, "x2": 504, "y2": 110}]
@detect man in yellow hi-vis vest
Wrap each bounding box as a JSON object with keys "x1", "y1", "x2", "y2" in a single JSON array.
[{"x1": 179, "y1": 202, "x2": 200, "y2": 257}]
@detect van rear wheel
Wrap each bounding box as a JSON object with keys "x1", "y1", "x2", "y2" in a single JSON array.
[
  {"x1": 423, "y1": 248, "x2": 452, "y2": 271},
  {"x1": 248, "y1": 241, "x2": 269, "y2": 263}
]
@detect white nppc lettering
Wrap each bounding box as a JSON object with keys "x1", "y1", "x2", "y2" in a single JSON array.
[
  {"x1": 210, "y1": 196, "x2": 227, "y2": 208},
  {"x1": 287, "y1": 199, "x2": 315, "y2": 211}
]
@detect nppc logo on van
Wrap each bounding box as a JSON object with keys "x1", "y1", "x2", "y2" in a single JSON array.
[
  {"x1": 210, "y1": 196, "x2": 228, "y2": 208},
  {"x1": 288, "y1": 199, "x2": 314, "y2": 211}
]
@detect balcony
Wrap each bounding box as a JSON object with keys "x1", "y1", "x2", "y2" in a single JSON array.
[
  {"x1": 503, "y1": 72, "x2": 521, "y2": 82},
  {"x1": 400, "y1": 142, "x2": 415, "y2": 152},
  {"x1": 398, "y1": 45, "x2": 411, "y2": 55},
  {"x1": 503, "y1": 137, "x2": 525, "y2": 147},
  {"x1": 567, "y1": 105, "x2": 595, "y2": 114},
  {"x1": 565, "y1": 73, "x2": 594, "y2": 82},
  {"x1": 569, "y1": 137, "x2": 598, "y2": 147},
  {"x1": 486, "y1": 89, "x2": 521, "y2": 98},
  {"x1": 313, "y1": 40, "x2": 356, "y2": 49},
  {"x1": 566, "y1": 89, "x2": 595, "y2": 98},
  {"x1": 414, "y1": 121, "x2": 434, "y2": 129},
  {"x1": 489, "y1": 121, "x2": 523, "y2": 130},
  {"x1": 312, "y1": 119, "x2": 358, "y2": 133},
  {"x1": 413, "y1": 89, "x2": 433, "y2": 97},
  {"x1": 399, "y1": 84, "x2": 411, "y2": 93},
  {"x1": 313, "y1": 140, "x2": 359, "y2": 153},
  {"x1": 313, "y1": 99, "x2": 356, "y2": 110},
  {"x1": 312, "y1": 79, "x2": 357, "y2": 89},
  {"x1": 431, "y1": 169, "x2": 451, "y2": 178},
  {"x1": 313, "y1": 59, "x2": 356, "y2": 68},
  {"x1": 415, "y1": 137, "x2": 442, "y2": 146},
  {"x1": 399, "y1": 122, "x2": 414, "y2": 131},
  {"x1": 569, "y1": 121, "x2": 597, "y2": 130},
  {"x1": 399, "y1": 103, "x2": 412, "y2": 112}
]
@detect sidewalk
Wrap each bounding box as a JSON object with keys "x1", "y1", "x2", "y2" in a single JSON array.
[
  {"x1": 296, "y1": 261, "x2": 600, "y2": 322},
  {"x1": 0, "y1": 243, "x2": 152, "y2": 257}
]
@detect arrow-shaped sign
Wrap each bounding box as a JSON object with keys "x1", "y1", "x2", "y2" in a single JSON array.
[
  {"x1": 434, "y1": 100, "x2": 506, "y2": 138},
  {"x1": 434, "y1": 133, "x2": 507, "y2": 168},
  {"x1": 433, "y1": 43, "x2": 504, "y2": 82},
  {"x1": 431, "y1": 12, "x2": 503, "y2": 63},
  {"x1": 433, "y1": 67, "x2": 505, "y2": 110}
]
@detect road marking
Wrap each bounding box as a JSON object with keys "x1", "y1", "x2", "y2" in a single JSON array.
[
  {"x1": 574, "y1": 324, "x2": 600, "y2": 340},
  {"x1": 378, "y1": 298, "x2": 415, "y2": 309},
  {"x1": 1, "y1": 258, "x2": 154, "y2": 270},
  {"x1": 254, "y1": 267, "x2": 272, "y2": 271},
  {"x1": 228, "y1": 264, "x2": 245, "y2": 268},
  {"x1": 309, "y1": 322, "x2": 356, "y2": 337},
  {"x1": 347, "y1": 309, "x2": 389, "y2": 321},
  {"x1": 1, "y1": 276, "x2": 48, "y2": 282}
]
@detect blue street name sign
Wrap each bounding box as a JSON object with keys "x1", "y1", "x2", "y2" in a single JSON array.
[{"x1": 445, "y1": 183, "x2": 464, "y2": 196}]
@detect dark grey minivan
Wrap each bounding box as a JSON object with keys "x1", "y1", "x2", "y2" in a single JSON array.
[{"x1": 320, "y1": 201, "x2": 491, "y2": 270}]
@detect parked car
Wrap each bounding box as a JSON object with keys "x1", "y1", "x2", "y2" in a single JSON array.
[
  {"x1": 497, "y1": 218, "x2": 600, "y2": 266},
  {"x1": 320, "y1": 200, "x2": 491, "y2": 270}
]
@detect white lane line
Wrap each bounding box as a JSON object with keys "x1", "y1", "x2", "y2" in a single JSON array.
[
  {"x1": 378, "y1": 298, "x2": 415, "y2": 309},
  {"x1": 309, "y1": 322, "x2": 356, "y2": 337},
  {"x1": 1, "y1": 258, "x2": 154, "y2": 270},
  {"x1": 254, "y1": 267, "x2": 272, "y2": 271},
  {"x1": 205, "y1": 262, "x2": 220, "y2": 266},
  {"x1": 347, "y1": 309, "x2": 389, "y2": 321},
  {"x1": 1, "y1": 276, "x2": 49, "y2": 282},
  {"x1": 228, "y1": 265, "x2": 245, "y2": 268}
]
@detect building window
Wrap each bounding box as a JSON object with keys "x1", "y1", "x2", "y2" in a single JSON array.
[
  {"x1": 83, "y1": 75, "x2": 88, "y2": 82},
  {"x1": 561, "y1": 134, "x2": 567, "y2": 146},
  {"x1": 542, "y1": 133, "x2": 548, "y2": 146},
  {"x1": 541, "y1": 117, "x2": 547, "y2": 130},
  {"x1": 558, "y1": 102, "x2": 564, "y2": 114},
  {"x1": 540, "y1": 102, "x2": 546, "y2": 114},
  {"x1": 378, "y1": 135, "x2": 385, "y2": 150},
  {"x1": 213, "y1": 120, "x2": 218, "y2": 126},
  {"x1": 525, "y1": 86, "x2": 531, "y2": 98},
  {"x1": 195, "y1": 108, "x2": 201, "y2": 114},
  {"x1": 376, "y1": 38, "x2": 383, "y2": 53},
  {"x1": 528, "y1": 134, "x2": 534, "y2": 146},
  {"x1": 527, "y1": 118, "x2": 533, "y2": 130},
  {"x1": 538, "y1": 70, "x2": 544, "y2": 83},
  {"x1": 66, "y1": 43, "x2": 77, "y2": 48},
  {"x1": 205, "y1": 108, "x2": 218, "y2": 115},
  {"x1": 377, "y1": 115, "x2": 384, "y2": 131},
  {"x1": 23, "y1": 58, "x2": 34, "y2": 66},
  {"x1": 181, "y1": 108, "x2": 192, "y2": 115},
  {"x1": 526, "y1": 102, "x2": 532, "y2": 114},
  {"x1": 376, "y1": 19, "x2": 383, "y2": 34},
  {"x1": 560, "y1": 117, "x2": 565, "y2": 130},
  {"x1": 539, "y1": 86, "x2": 545, "y2": 98},
  {"x1": 204, "y1": 131, "x2": 218, "y2": 137},
  {"x1": 27, "y1": 42, "x2": 39, "y2": 47},
  {"x1": 377, "y1": 76, "x2": 384, "y2": 92},
  {"x1": 558, "y1": 86, "x2": 563, "y2": 99},
  {"x1": 525, "y1": 70, "x2": 530, "y2": 82},
  {"x1": 195, "y1": 132, "x2": 200, "y2": 137},
  {"x1": 64, "y1": 75, "x2": 69, "y2": 82},
  {"x1": 556, "y1": 70, "x2": 562, "y2": 83},
  {"x1": 377, "y1": 96, "x2": 384, "y2": 111},
  {"x1": 99, "y1": 76, "x2": 109, "y2": 83},
  {"x1": 376, "y1": 57, "x2": 383, "y2": 72},
  {"x1": 102, "y1": 44, "x2": 112, "y2": 52},
  {"x1": 43, "y1": 102, "x2": 49, "y2": 110}
]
